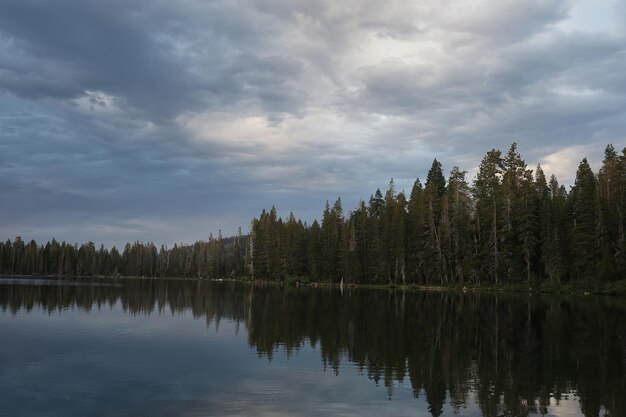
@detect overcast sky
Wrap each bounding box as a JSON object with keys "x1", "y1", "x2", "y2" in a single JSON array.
[{"x1": 1, "y1": 0, "x2": 625, "y2": 247}]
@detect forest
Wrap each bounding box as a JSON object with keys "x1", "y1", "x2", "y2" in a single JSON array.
[{"x1": 1, "y1": 143, "x2": 625, "y2": 286}]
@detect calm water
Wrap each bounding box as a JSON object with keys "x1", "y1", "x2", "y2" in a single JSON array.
[{"x1": 1, "y1": 278, "x2": 624, "y2": 417}]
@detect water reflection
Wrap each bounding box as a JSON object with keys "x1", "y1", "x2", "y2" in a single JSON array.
[{"x1": 1, "y1": 277, "x2": 624, "y2": 417}]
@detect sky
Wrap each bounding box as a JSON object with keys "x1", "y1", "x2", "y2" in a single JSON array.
[{"x1": 1, "y1": 0, "x2": 625, "y2": 248}]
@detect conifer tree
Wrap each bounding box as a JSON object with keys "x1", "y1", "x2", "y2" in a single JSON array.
[
  {"x1": 424, "y1": 159, "x2": 447, "y2": 283},
  {"x1": 382, "y1": 179, "x2": 397, "y2": 283},
  {"x1": 6, "y1": 143, "x2": 626, "y2": 286},
  {"x1": 355, "y1": 201, "x2": 370, "y2": 282},
  {"x1": 394, "y1": 192, "x2": 408, "y2": 284},
  {"x1": 519, "y1": 169, "x2": 539, "y2": 283},
  {"x1": 447, "y1": 167, "x2": 472, "y2": 283},
  {"x1": 473, "y1": 149, "x2": 503, "y2": 284},
  {"x1": 570, "y1": 158, "x2": 598, "y2": 280},
  {"x1": 501, "y1": 143, "x2": 527, "y2": 281},
  {"x1": 308, "y1": 220, "x2": 322, "y2": 281},
  {"x1": 597, "y1": 144, "x2": 621, "y2": 279},
  {"x1": 368, "y1": 190, "x2": 385, "y2": 283},
  {"x1": 408, "y1": 179, "x2": 426, "y2": 283}
]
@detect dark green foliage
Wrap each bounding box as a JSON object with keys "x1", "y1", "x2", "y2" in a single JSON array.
[
  {"x1": 245, "y1": 143, "x2": 623, "y2": 284},
  {"x1": 570, "y1": 158, "x2": 598, "y2": 280},
  {"x1": 0, "y1": 234, "x2": 247, "y2": 279},
  {"x1": 407, "y1": 179, "x2": 426, "y2": 283},
  {"x1": 597, "y1": 144, "x2": 624, "y2": 280},
  {"x1": 2, "y1": 143, "x2": 623, "y2": 284},
  {"x1": 447, "y1": 167, "x2": 472, "y2": 284},
  {"x1": 540, "y1": 173, "x2": 569, "y2": 284},
  {"x1": 424, "y1": 160, "x2": 447, "y2": 284},
  {"x1": 473, "y1": 149, "x2": 504, "y2": 284}
]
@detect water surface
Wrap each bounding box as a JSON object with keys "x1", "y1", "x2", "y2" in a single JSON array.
[{"x1": 0, "y1": 277, "x2": 624, "y2": 417}]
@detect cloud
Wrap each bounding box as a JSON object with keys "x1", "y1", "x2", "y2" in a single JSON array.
[
  {"x1": 444, "y1": 0, "x2": 570, "y2": 44},
  {"x1": 540, "y1": 144, "x2": 604, "y2": 186},
  {"x1": 0, "y1": 0, "x2": 624, "y2": 245}
]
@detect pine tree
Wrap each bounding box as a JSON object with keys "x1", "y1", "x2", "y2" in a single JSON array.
[
  {"x1": 537, "y1": 167, "x2": 552, "y2": 280},
  {"x1": 597, "y1": 144, "x2": 621, "y2": 280},
  {"x1": 408, "y1": 179, "x2": 426, "y2": 283},
  {"x1": 355, "y1": 201, "x2": 370, "y2": 283},
  {"x1": 308, "y1": 220, "x2": 322, "y2": 281},
  {"x1": 519, "y1": 169, "x2": 539, "y2": 283},
  {"x1": 424, "y1": 159, "x2": 447, "y2": 283},
  {"x1": 616, "y1": 147, "x2": 626, "y2": 274},
  {"x1": 382, "y1": 179, "x2": 397, "y2": 283},
  {"x1": 394, "y1": 192, "x2": 408, "y2": 284},
  {"x1": 570, "y1": 158, "x2": 598, "y2": 281},
  {"x1": 447, "y1": 167, "x2": 472, "y2": 283},
  {"x1": 501, "y1": 143, "x2": 527, "y2": 281},
  {"x1": 368, "y1": 190, "x2": 385, "y2": 283},
  {"x1": 321, "y1": 200, "x2": 343, "y2": 282},
  {"x1": 473, "y1": 149, "x2": 503, "y2": 284},
  {"x1": 552, "y1": 178, "x2": 570, "y2": 283},
  {"x1": 5, "y1": 143, "x2": 623, "y2": 286}
]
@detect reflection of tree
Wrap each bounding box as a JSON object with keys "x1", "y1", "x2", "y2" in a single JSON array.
[{"x1": 1, "y1": 280, "x2": 625, "y2": 417}]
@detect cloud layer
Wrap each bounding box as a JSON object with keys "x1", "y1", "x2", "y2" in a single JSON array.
[{"x1": 1, "y1": 0, "x2": 625, "y2": 246}]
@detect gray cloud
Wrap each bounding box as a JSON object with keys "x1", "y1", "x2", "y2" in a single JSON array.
[{"x1": 0, "y1": 0, "x2": 624, "y2": 246}]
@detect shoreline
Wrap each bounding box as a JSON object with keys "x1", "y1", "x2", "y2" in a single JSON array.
[{"x1": 2, "y1": 274, "x2": 626, "y2": 295}]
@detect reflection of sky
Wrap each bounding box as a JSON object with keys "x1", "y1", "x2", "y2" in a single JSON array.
[{"x1": 0, "y1": 303, "x2": 585, "y2": 417}]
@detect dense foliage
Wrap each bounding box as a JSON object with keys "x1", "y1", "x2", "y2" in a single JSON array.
[
  {"x1": 250, "y1": 143, "x2": 626, "y2": 284},
  {"x1": 1, "y1": 143, "x2": 625, "y2": 284},
  {"x1": 0, "y1": 230, "x2": 247, "y2": 279}
]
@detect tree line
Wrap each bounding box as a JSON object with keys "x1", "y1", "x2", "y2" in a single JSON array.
[
  {"x1": 250, "y1": 143, "x2": 625, "y2": 284},
  {"x1": 1, "y1": 143, "x2": 625, "y2": 284},
  {"x1": 0, "y1": 230, "x2": 247, "y2": 279}
]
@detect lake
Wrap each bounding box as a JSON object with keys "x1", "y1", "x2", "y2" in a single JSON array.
[{"x1": 0, "y1": 277, "x2": 624, "y2": 417}]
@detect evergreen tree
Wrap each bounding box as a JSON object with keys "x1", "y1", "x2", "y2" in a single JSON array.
[
  {"x1": 368, "y1": 190, "x2": 385, "y2": 283},
  {"x1": 447, "y1": 167, "x2": 472, "y2": 283},
  {"x1": 473, "y1": 149, "x2": 503, "y2": 284},
  {"x1": 308, "y1": 220, "x2": 322, "y2": 281},
  {"x1": 570, "y1": 158, "x2": 598, "y2": 281},
  {"x1": 424, "y1": 159, "x2": 447, "y2": 284},
  {"x1": 393, "y1": 192, "x2": 408, "y2": 284},
  {"x1": 546, "y1": 176, "x2": 569, "y2": 283},
  {"x1": 4, "y1": 143, "x2": 623, "y2": 286},
  {"x1": 519, "y1": 169, "x2": 539, "y2": 283},
  {"x1": 501, "y1": 143, "x2": 527, "y2": 281},
  {"x1": 597, "y1": 144, "x2": 621, "y2": 279},
  {"x1": 408, "y1": 179, "x2": 426, "y2": 283}
]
